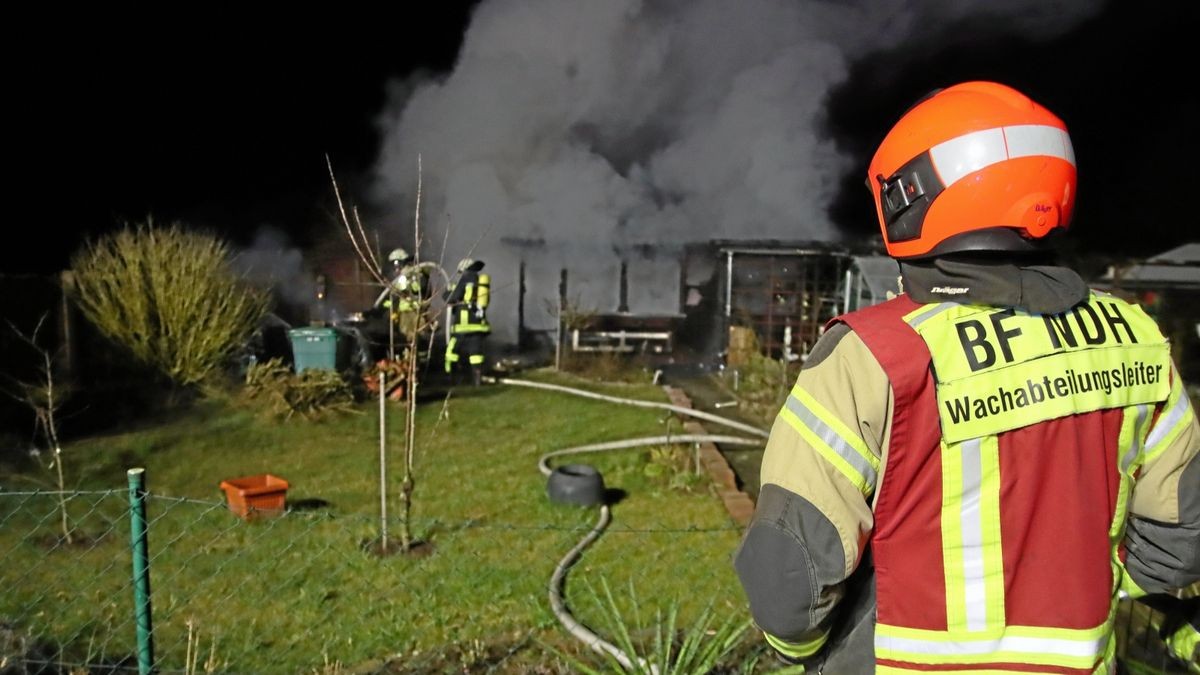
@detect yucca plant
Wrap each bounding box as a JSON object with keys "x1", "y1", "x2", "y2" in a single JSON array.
[{"x1": 545, "y1": 578, "x2": 752, "y2": 674}]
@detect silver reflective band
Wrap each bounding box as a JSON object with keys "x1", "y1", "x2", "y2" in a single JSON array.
[
  {"x1": 929, "y1": 124, "x2": 1075, "y2": 188},
  {"x1": 906, "y1": 302, "x2": 957, "y2": 329},
  {"x1": 1145, "y1": 392, "x2": 1191, "y2": 453},
  {"x1": 876, "y1": 632, "x2": 1105, "y2": 659},
  {"x1": 959, "y1": 438, "x2": 988, "y2": 632},
  {"x1": 784, "y1": 393, "x2": 879, "y2": 488}
]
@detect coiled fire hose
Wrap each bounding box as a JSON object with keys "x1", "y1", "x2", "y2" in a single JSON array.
[{"x1": 494, "y1": 377, "x2": 769, "y2": 670}]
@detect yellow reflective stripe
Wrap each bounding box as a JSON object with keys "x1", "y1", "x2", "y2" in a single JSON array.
[
  {"x1": 878, "y1": 622, "x2": 1110, "y2": 643},
  {"x1": 880, "y1": 663, "x2": 1113, "y2": 675},
  {"x1": 1110, "y1": 405, "x2": 1152, "y2": 605},
  {"x1": 452, "y1": 324, "x2": 490, "y2": 334},
  {"x1": 1117, "y1": 567, "x2": 1148, "y2": 599},
  {"x1": 464, "y1": 281, "x2": 475, "y2": 303},
  {"x1": 1165, "y1": 622, "x2": 1199, "y2": 666},
  {"x1": 875, "y1": 622, "x2": 1108, "y2": 669},
  {"x1": 978, "y1": 436, "x2": 1005, "y2": 631},
  {"x1": 763, "y1": 630, "x2": 826, "y2": 660},
  {"x1": 941, "y1": 436, "x2": 1004, "y2": 632},
  {"x1": 778, "y1": 386, "x2": 879, "y2": 495},
  {"x1": 942, "y1": 439, "x2": 967, "y2": 631},
  {"x1": 878, "y1": 662, "x2": 1036, "y2": 667},
  {"x1": 1143, "y1": 378, "x2": 1195, "y2": 462},
  {"x1": 1110, "y1": 405, "x2": 1150, "y2": 547},
  {"x1": 1122, "y1": 404, "x2": 1150, "y2": 474}
]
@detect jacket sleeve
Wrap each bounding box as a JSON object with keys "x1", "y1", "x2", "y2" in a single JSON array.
[
  {"x1": 734, "y1": 323, "x2": 890, "y2": 661},
  {"x1": 1124, "y1": 365, "x2": 1200, "y2": 595}
]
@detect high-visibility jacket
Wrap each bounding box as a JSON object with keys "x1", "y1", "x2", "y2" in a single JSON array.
[
  {"x1": 735, "y1": 289, "x2": 1200, "y2": 673},
  {"x1": 447, "y1": 270, "x2": 490, "y2": 335},
  {"x1": 375, "y1": 266, "x2": 427, "y2": 313}
]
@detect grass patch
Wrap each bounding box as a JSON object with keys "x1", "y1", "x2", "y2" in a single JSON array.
[{"x1": 0, "y1": 370, "x2": 750, "y2": 673}]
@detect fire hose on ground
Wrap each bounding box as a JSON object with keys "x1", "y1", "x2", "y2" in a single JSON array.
[{"x1": 491, "y1": 377, "x2": 769, "y2": 670}]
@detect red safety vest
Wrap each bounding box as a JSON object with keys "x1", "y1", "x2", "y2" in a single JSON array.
[{"x1": 839, "y1": 294, "x2": 1164, "y2": 674}]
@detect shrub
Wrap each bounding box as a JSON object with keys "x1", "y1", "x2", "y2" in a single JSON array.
[
  {"x1": 71, "y1": 222, "x2": 270, "y2": 388},
  {"x1": 642, "y1": 445, "x2": 706, "y2": 494},
  {"x1": 242, "y1": 359, "x2": 356, "y2": 420}
]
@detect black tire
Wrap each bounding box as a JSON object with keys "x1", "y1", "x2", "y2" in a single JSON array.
[{"x1": 547, "y1": 464, "x2": 606, "y2": 507}]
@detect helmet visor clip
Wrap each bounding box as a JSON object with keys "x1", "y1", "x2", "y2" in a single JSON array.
[{"x1": 881, "y1": 171, "x2": 925, "y2": 223}]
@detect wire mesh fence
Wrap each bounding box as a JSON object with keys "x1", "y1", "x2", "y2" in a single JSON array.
[
  {"x1": 0, "y1": 485, "x2": 754, "y2": 674},
  {"x1": 0, "y1": 486, "x2": 1194, "y2": 674}
]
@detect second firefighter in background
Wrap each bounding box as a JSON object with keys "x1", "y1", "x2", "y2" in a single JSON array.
[{"x1": 445, "y1": 258, "x2": 490, "y2": 386}]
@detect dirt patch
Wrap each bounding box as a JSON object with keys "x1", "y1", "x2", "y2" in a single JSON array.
[
  {"x1": 32, "y1": 530, "x2": 106, "y2": 551},
  {"x1": 368, "y1": 637, "x2": 567, "y2": 674},
  {"x1": 359, "y1": 537, "x2": 435, "y2": 559}
]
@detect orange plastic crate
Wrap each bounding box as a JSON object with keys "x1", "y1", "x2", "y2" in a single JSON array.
[{"x1": 219, "y1": 474, "x2": 289, "y2": 519}]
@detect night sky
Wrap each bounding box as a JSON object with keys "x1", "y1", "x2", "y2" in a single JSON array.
[{"x1": 7, "y1": 0, "x2": 1194, "y2": 276}]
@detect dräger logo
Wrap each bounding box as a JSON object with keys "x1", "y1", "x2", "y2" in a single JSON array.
[{"x1": 931, "y1": 286, "x2": 970, "y2": 295}]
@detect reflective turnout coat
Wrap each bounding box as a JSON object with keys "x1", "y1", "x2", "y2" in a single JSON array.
[{"x1": 735, "y1": 291, "x2": 1200, "y2": 674}]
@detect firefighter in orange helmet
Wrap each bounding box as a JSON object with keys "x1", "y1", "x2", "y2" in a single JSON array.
[{"x1": 734, "y1": 82, "x2": 1200, "y2": 673}]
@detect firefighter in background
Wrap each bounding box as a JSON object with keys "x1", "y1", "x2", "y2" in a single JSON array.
[
  {"x1": 373, "y1": 247, "x2": 428, "y2": 343},
  {"x1": 444, "y1": 258, "x2": 490, "y2": 386},
  {"x1": 734, "y1": 82, "x2": 1200, "y2": 673}
]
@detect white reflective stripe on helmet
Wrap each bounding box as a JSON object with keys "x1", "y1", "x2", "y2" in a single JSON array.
[
  {"x1": 1005, "y1": 124, "x2": 1075, "y2": 165},
  {"x1": 929, "y1": 124, "x2": 1074, "y2": 188}
]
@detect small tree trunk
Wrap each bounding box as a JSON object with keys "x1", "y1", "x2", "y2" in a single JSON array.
[
  {"x1": 378, "y1": 372, "x2": 388, "y2": 554},
  {"x1": 54, "y1": 447, "x2": 70, "y2": 545},
  {"x1": 398, "y1": 339, "x2": 419, "y2": 552},
  {"x1": 39, "y1": 408, "x2": 72, "y2": 545}
]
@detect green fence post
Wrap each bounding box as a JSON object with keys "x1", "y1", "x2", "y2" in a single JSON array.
[{"x1": 127, "y1": 467, "x2": 155, "y2": 674}]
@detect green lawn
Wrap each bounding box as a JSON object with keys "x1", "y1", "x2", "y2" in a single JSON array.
[{"x1": 0, "y1": 371, "x2": 752, "y2": 673}]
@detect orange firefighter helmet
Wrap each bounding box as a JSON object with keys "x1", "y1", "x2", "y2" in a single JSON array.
[{"x1": 868, "y1": 81, "x2": 1076, "y2": 259}]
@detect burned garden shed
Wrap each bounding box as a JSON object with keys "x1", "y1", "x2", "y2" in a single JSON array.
[{"x1": 505, "y1": 238, "x2": 857, "y2": 364}]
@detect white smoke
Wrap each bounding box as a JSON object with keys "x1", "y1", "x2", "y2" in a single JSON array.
[
  {"x1": 372, "y1": 0, "x2": 1101, "y2": 343},
  {"x1": 232, "y1": 227, "x2": 315, "y2": 315}
]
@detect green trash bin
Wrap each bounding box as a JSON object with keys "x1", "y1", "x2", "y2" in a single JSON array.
[{"x1": 288, "y1": 327, "x2": 345, "y2": 373}]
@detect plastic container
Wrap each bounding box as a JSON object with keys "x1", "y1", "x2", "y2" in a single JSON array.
[
  {"x1": 288, "y1": 327, "x2": 344, "y2": 372},
  {"x1": 219, "y1": 474, "x2": 289, "y2": 519}
]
